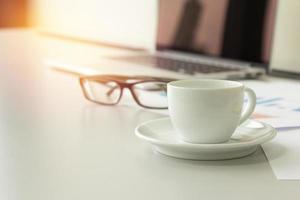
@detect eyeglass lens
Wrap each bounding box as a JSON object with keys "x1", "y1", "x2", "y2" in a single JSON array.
[
  {"x1": 132, "y1": 81, "x2": 168, "y2": 108},
  {"x1": 82, "y1": 79, "x2": 121, "y2": 104}
]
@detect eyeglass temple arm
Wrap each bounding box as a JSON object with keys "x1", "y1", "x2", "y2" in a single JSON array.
[
  {"x1": 106, "y1": 83, "x2": 167, "y2": 97},
  {"x1": 106, "y1": 85, "x2": 119, "y2": 96},
  {"x1": 88, "y1": 80, "x2": 117, "y2": 96}
]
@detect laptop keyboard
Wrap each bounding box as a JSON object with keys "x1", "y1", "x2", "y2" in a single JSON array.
[{"x1": 113, "y1": 55, "x2": 241, "y2": 75}]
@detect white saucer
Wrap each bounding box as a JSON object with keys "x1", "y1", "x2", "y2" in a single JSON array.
[{"x1": 135, "y1": 117, "x2": 276, "y2": 160}]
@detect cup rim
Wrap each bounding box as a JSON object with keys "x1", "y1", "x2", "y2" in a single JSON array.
[{"x1": 168, "y1": 79, "x2": 244, "y2": 90}]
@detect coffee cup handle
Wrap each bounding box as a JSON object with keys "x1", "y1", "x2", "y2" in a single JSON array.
[{"x1": 239, "y1": 87, "x2": 256, "y2": 124}]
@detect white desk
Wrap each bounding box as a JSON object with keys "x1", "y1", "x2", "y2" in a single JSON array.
[{"x1": 0, "y1": 29, "x2": 299, "y2": 200}]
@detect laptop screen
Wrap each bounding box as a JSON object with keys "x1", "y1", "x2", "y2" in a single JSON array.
[{"x1": 157, "y1": 0, "x2": 277, "y2": 65}]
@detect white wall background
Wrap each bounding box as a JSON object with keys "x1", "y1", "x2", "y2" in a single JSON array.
[
  {"x1": 29, "y1": 0, "x2": 158, "y2": 50},
  {"x1": 270, "y1": 0, "x2": 300, "y2": 73}
]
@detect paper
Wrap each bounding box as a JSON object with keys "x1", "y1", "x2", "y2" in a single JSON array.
[
  {"x1": 242, "y1": 79, "x2": 300, "y2": 180},
  {"x1": 262, "y1": 130, "x2": 300, "y2": 180}
]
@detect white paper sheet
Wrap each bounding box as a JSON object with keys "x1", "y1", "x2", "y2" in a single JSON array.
[
  {"x1": 243, "y1": 79, "x2": 300, "y2": 180},
  {"x1": 262, "y1": 130, "x2": 300, "y2": 180}
]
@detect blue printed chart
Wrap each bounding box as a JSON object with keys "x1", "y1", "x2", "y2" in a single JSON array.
[
  {"x1": 257, "y1": 97, "x2": 300, "y2": 111},
  {"x1": 252, "y1": 96, "x2": 300, "y2": 130}
]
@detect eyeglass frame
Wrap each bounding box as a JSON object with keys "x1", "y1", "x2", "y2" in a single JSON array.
[{"x1": 79, "y1": 74, "x2": 176, "y2": 109}]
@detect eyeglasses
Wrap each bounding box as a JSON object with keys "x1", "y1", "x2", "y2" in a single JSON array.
[{"x1": 79, "y1": 75, "x2": 176, "y2": 109}]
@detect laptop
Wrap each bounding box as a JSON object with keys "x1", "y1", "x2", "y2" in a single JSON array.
[
  {"x1": 101, "y1": 0, "x2": 278, "y2": 79},
  {"x1": 46, "y1": 0, "x2": 278, "y2": 79}
]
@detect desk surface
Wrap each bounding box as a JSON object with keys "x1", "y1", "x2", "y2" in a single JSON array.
[{"x1": 0, "y1": 29, "x2": 299, "y2": 200}]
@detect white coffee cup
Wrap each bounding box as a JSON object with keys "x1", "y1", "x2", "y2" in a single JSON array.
[{"x1": 167, "y1": 79, "x2": 256, "y2": 144}]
